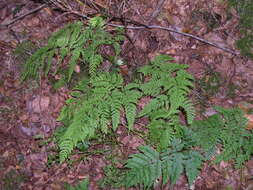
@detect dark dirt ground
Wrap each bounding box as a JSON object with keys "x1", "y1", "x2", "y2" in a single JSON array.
[{"x1": 1, "y1": 0, "x2": 253, "y2": 189}]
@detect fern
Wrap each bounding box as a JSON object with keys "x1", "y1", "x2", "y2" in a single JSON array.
[
  {"x1": 137, "y1": 55, "x2": 195, "y2": 150},
  {"x1": 57, "y1": 55, "x2": 196, "y2": 162},
  {"x1": 21, "y1": 17, "x2": 124, "y2": 81},
  {"x1": 138, "y1": 55, "x2": 195, "y2": 123},
  {"x1": 191, "y1": 106, "x2": 253, "y2": 168},
  {"x1": 58, "y1": 73, "x2": 142, "y2": 162},
  {"x1": 123, "y1": 139, "x2": 204, "y2": 188}
]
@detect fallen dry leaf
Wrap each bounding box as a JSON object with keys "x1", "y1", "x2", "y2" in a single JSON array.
[
  {"x1": 238, "y1": 101, "x2": 253, "y2": 130},
  {"x1": 245, "y1": 114, "x2": 253, "y2": 130},
  {"x1": 31, "y1": 96, "x2": 50, "y2": 113}
]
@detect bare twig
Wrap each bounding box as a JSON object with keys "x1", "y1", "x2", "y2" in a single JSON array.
[
  {"x1": 108, "y1": 23, "x2": 239, "y2": 55},
  {"x1": 0, "y1": 4, "x2": 47, "y2": 27}
]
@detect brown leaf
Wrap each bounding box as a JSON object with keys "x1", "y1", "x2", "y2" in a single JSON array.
[
  {"x1": 245, "y1": 114, "x2": 253, "y2": 130},
  {"x1": 31, "y1": 96, "x2": 50, "y2": 113}
]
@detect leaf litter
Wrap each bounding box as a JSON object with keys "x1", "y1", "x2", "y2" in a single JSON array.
[{"x1": 0, "y1": 0, "x2": 253, "y2": 189}]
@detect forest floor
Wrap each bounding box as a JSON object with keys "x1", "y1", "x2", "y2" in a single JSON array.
[{"x1": 1, "y1": 0, "x2": 253, "y2": 189}]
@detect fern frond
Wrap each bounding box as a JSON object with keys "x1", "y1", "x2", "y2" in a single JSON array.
[
  {"x1": 125, "y1": 141, "x2": 204, "y2": 188},
  {"x1": 89, "y1": 54, "x2": 103, "y2": 78},
  {"x1": 21, "y1": 18, "x2": 123, "y2": 82},
  {"x1": 110, "y1": 90, "x2": 123, "y2": 131},
  {"x1": 168, "y1": 90, "x2": 185, "y2": 115},
  {"x1": 191, "y1": 106, "x2": 253, "y2": 168},
  {"x1": 148, "y1": 120, "x2": 174, "y2": 151},
  {"x1": 122, "y1": 90, "x2": 142, "y2": 130},
  {"x1": 184, "y1": 151, "x2": 203, "y2": 185},
  {"x1": 139, "y1": 95, "x2": 168, "y2": 117},
  {"x1": 124, "y1": 146, "x2": 162, "y2": 188},
  {"x1": 180, "y1": 100, "x2": 196, "y2": 124},
  {"x1": 124, "y1": 103, "x2": 137, "y2": 130},
  {"x1": 68, "y1": 48, "x2": 82, "y2": 81},
  {"x1": 140, "y1": 79, "x2": 162, "y2": 96},
  {"x1": 175, "y1": 70, "x2": 194, "y2": 93}
]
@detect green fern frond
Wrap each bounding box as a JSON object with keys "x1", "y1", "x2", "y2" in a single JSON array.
[
  {"x1": 184, "y1": 151, "x2": 203, "y2": 185},
  {"x1": 110, "y1": 90, "x2": 123, "y2": 131},
  {"x1": 191, "y1": 106, "x2": 253, "y2": 168},
  {"x1": 180, "y1": 100, "x2": 196, "y2": 125},
  {"x1": 122, "y1": 90, "x2": 142, "y2": 130},
  {"x1": 140, "y1": 79, "x2": 163, "y2": 96},
  {"x1": 91, "y1": 72, "x2": 123, "y2": 90},
  {"x1": 124, "y1": 103, "x2": 137, "y2": 130},
  {"x1": 124, "y1": 146, "x2": 162, "y2": 188},
  {"x1": 21, "y1": 17, "x2": 123, "y2": 82},
  {"x1": 148, "y1": 119, "x2": 174, "y2": 151},
  {"x1": 68, "y1": 48, "x2": 82, "y2": 81},
  {"x1": 124, "y1": 141, "x2": 204, "y2": 188},
  {"x1": 139, "y1": 95, "x2": 168, "y2": 117}
]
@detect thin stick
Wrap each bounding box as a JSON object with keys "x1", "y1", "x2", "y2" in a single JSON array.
[
  {"x1": 108, "y1": 23, "x2": 239, "y2": 55},
  {"x1": 0, "y1": 4, "x2": 47, "y2": 27}
]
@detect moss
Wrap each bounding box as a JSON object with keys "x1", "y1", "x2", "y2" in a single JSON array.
[{"x1": 228, "y1": 0, "x2": 253, "y2": 59}]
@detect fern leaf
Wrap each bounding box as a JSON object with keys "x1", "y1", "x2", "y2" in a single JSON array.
[
  {"x1": 125, "y1": 103, "x2": 137, "y2": 130},
  {"x1": 160, "y1": 128, "x2": 174, "y2": 151},
  {"x1": 171, "y1": 153, "x2": 184, "y2": 185},
  {"x1": 140, "y1": 79, "x2": 162, "y2": 96},
  {"x1": 124, "y1": 146, "x2": 162, "y2": 188},
  {"x1": 184, "y1": 151, "x2": 203, "y2": 185},
  {"x1": 124, "y1": 82, "x2": 141, "y2": 90},
  {"x1": 57, "y1": 47, "x2": 68, "y2": 65},
  {"x1": 175, "y1": 70, "x2": 194, "y2": 92},
  {"x1": 99, "y1": 102, "x2": 110, "y2": 133},
  {"x1": 169, "y1": 90, "x2": 185, "y2": 115},
  {"x1": 181, "y1": 100, "x2": 195, "y2": 124},
  {"x1": 69, "y1": 22, "x2": 83, "y2": 47},
  {"x1": 89, "y1": 54, "x2": 103, "y2": 78},
  {"x1": 150, "y1": 54, "x2": 174, "y2": 65},
  {"x1": 59, "y1": 137, "x2": 74, "y2": 163},
  {"x1": 45, "y1": 49, "x2": 55, "y2": 76},
  {"x1": 110, "y1": 91, "x2": 123, "y2": 131},
  {"x1": 68, "y1": 48, "x2": 81, "y2": 81},
  {"x1": 139, "y1": 95, "x2": 168, "y2": 117}
]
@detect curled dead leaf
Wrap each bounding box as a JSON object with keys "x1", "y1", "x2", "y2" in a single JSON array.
[
  {"x1": 245, "y1": 114, "x2": 253, "y2": 130},
  {"x1": 238, "y1": 101, "x2": 253, "y2": 113},
  {"x1": 238, "y1": 101, "x2": 253, "y2": 130},
  {"x1": 31, "y1": 96, "x2": 50, "y2": 113}
]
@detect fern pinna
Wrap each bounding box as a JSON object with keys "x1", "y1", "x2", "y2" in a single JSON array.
[
  {"x1": 21, "y1": 17, "x2": 124, "y2": 82},
  {"x1": 58, "y1": 72, "x2": 142, "y2": 162},
  {"x1": 138, "y1": 55, "x2": 195, "y2": 151}
]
